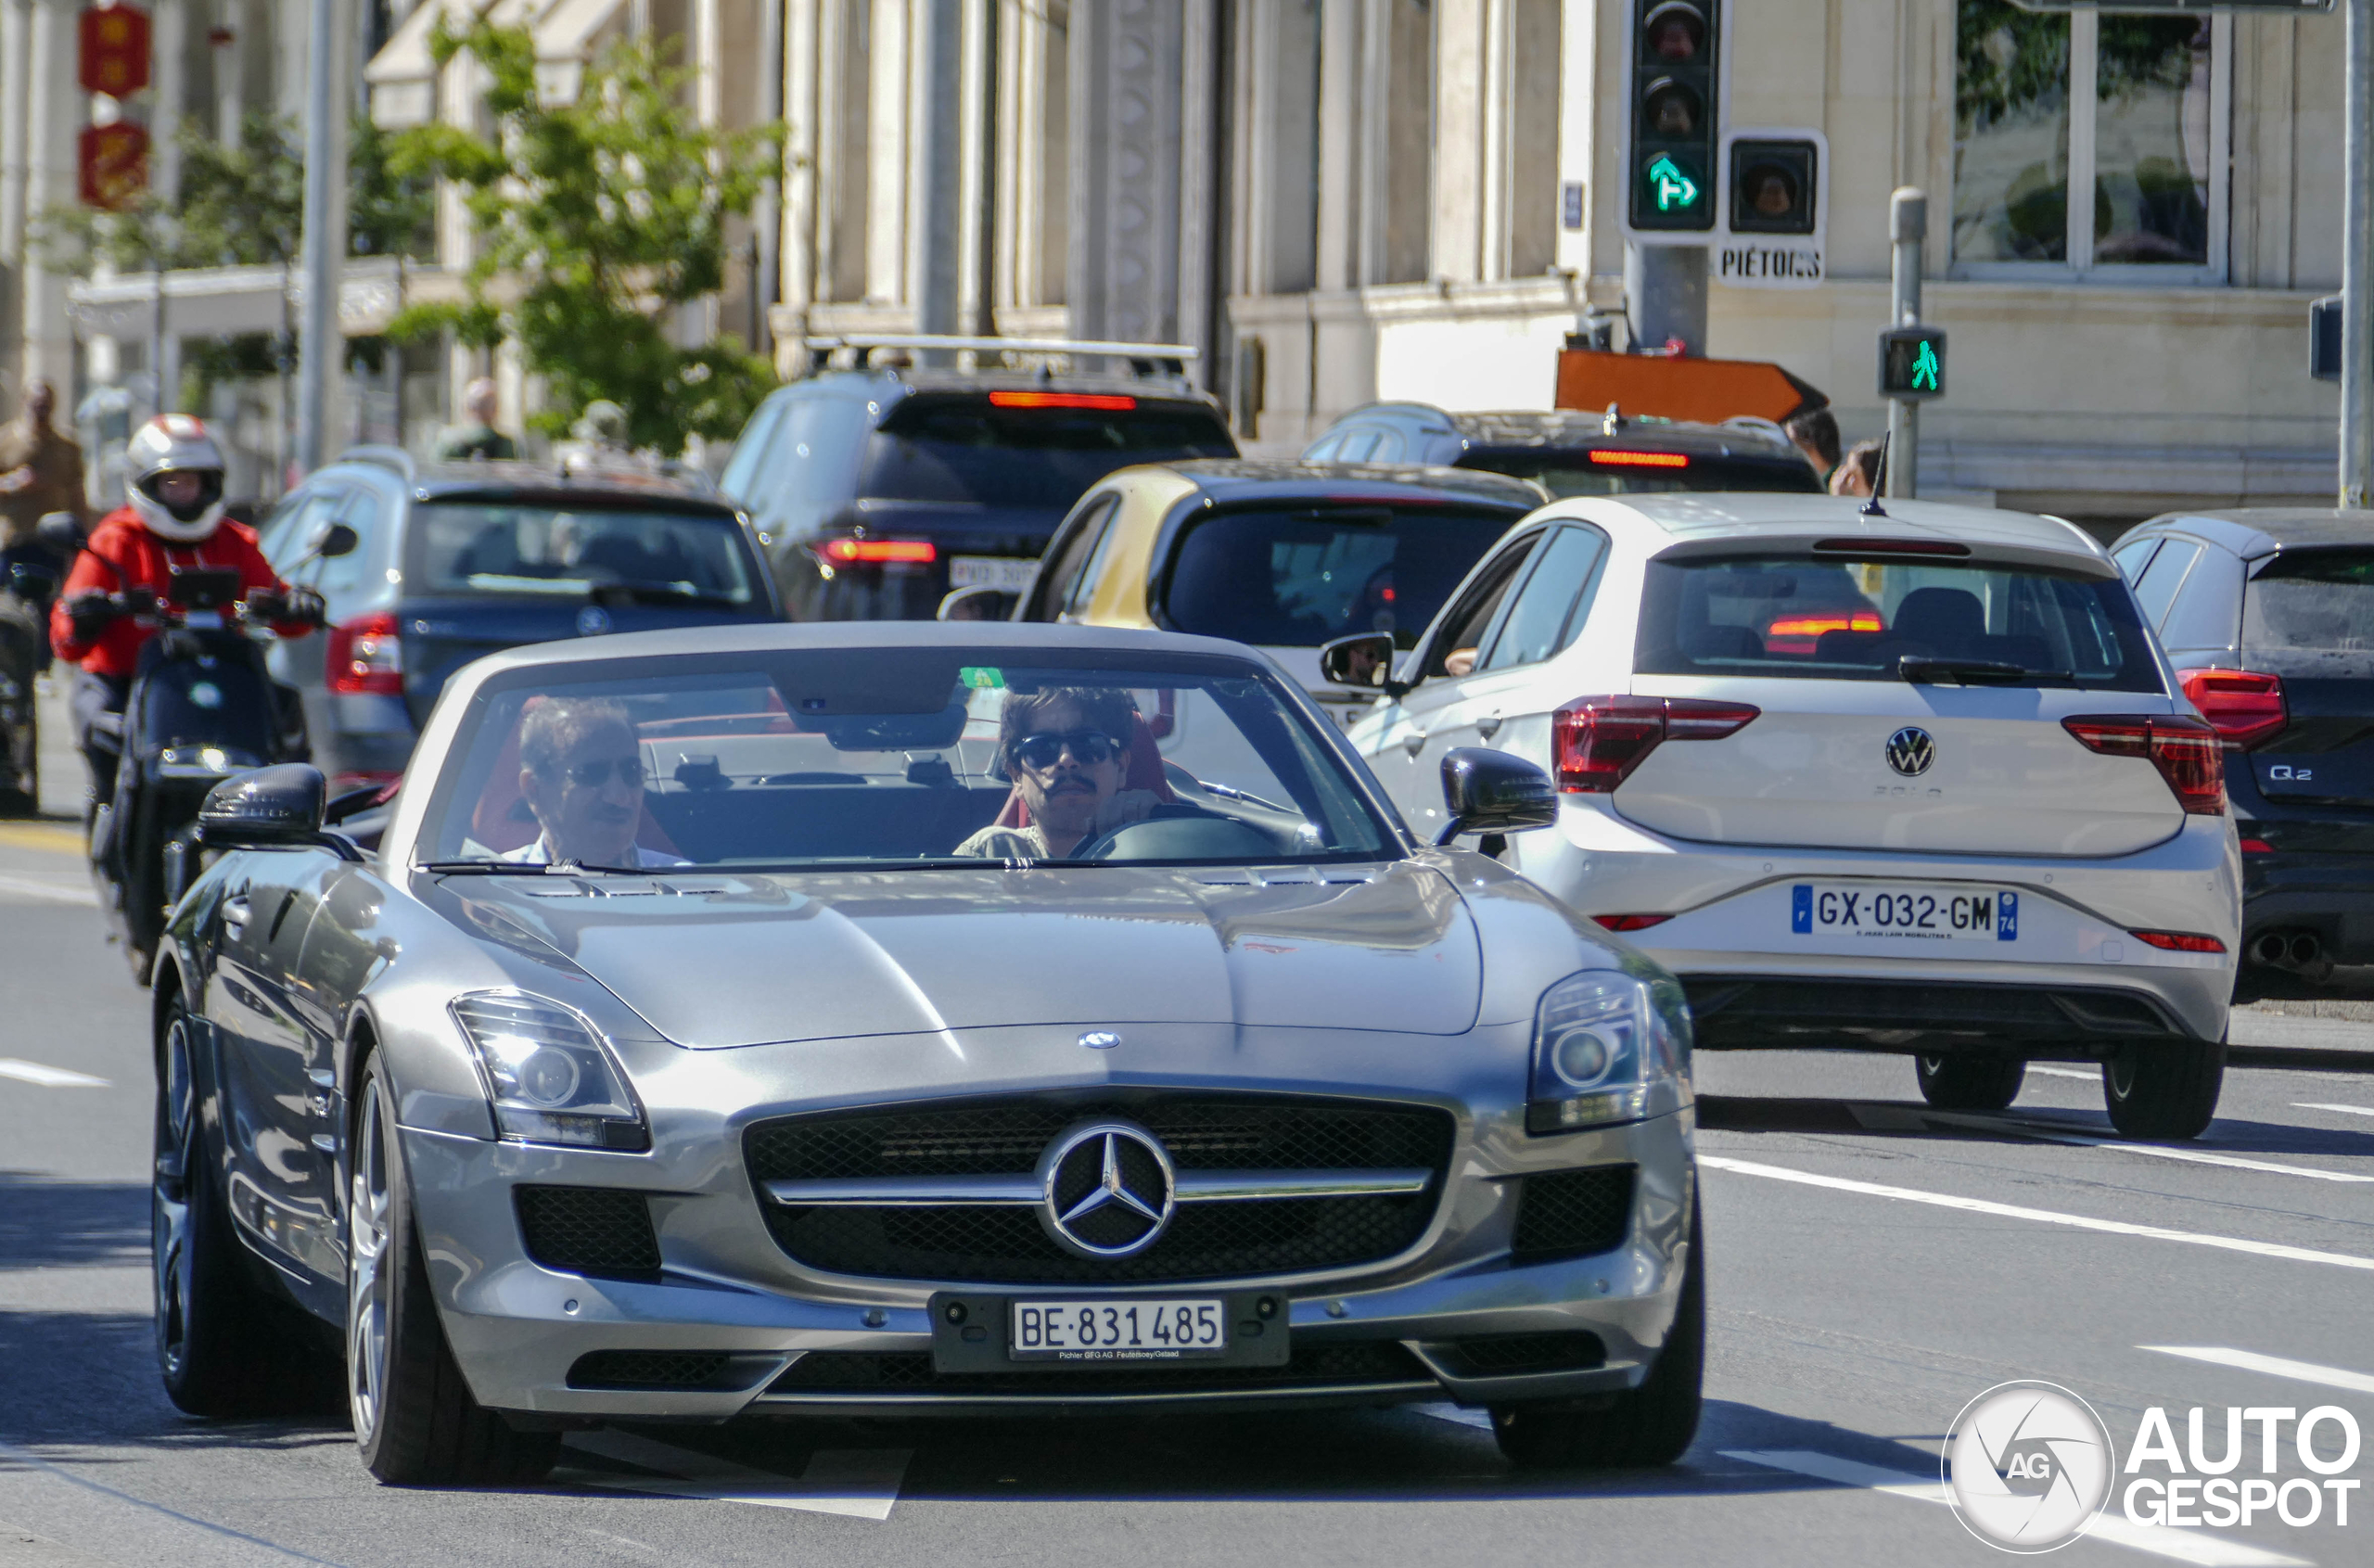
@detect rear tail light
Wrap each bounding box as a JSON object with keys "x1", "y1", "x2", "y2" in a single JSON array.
[
  {"x1": 1588, "y1": 450, "x2": 1690, "y2": 469},
  {"x1": 1592, "y1": 914, "x2": 1673, "y2": 932},
  {"x1": 986, "y1": 390, "x2": 1136, "y2": 411},
  {"x1": 2240, "y1": 837, "x2": 2273, "y2": 855},
  {"x1": 823, "y1": 539, "x2": 938, "y2": 564},
  {"x1": 325, "y1": 611, "x2": 403, "y2": 696},
  {"x1": 2130, "y1": 929, "x2": 2228, "y2": 954},
  {"x1": 1551, "y1": 696, "x2": 1761, "y2": 792},
  {"x1": 2176, "y1": 669, "x2": 2287, "y2": 749},
  {"x1": 2061, "y1": 714, "x2": 2227, "y2": 816}
]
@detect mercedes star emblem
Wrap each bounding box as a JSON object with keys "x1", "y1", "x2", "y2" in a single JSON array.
[
  {"x1": 1035, "y1": 1120, "x2": 1176, "y2": 1259},
  {"x1": 1078, "y1": 1030, "x2": 1121, "y2": 1050},
  {"x1": 576, "y1": 605, "x2": 611, "y2": 637},
  {"x1": 1885, "y1": 725, "x2": 1935, "y2": 777}
]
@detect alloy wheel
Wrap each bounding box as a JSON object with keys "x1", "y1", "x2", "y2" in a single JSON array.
[
  {"x1": 346, "y1": 1077, "x2": 393, "y2": 1439},
  {"x1": 150, "y1": 1016, "x2": 197, "y2": 1381}
]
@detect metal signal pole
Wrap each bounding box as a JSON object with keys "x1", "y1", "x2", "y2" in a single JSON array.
[
  {"x1": 2344, "y1": 0, "x2": 2373, "y2": 506},
  {"x1": 293, "y1": 0, "x2": 348, "y2": 475},
  {"x1": 1885, "y1": 187, "x2": 1925, "y2": 500}
]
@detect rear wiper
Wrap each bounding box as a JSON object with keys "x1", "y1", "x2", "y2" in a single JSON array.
[{"x1": 1898, "y1": 657, "x2": 2074, "y2": 686}]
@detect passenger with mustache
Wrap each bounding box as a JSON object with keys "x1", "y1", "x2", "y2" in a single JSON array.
[{"x1": 955, "y1": 685, "x2": 1159, "y2": 860}]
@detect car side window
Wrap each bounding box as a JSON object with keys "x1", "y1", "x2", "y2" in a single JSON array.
[
  {"x1": 2132, "y1": 538, "x2": 2202, "y2": 630},
  {"x1": 1423, "y1": 533, "x2": 1538, "y2": 679},
  {"x1": 315, "y1": 488, "x2": 383, "y2": 596},
  {"x1": 751, "y1": 395, "x2": 865, "y2": 509},
  {"x1": 1336, "y1": 430, "x2": 1382, "y2": 462},
  {"x1": 1366, "y1": 430, "x2": 1404, "y2": 463},
  {"x1": 1477, "y1": 526, "x2": 1609, "y2": 672},
  {"x1": 2111, "y1": 538, "x2": 2160, "y2": 585},
  {"x1": 1023, "y1": 493, "x2": 1119, "y2": 621},
  {"x1": 267, "y1": 491, "x2": 346, "y2": 580},
  {"x1": 2156, "y1": 543, "x2": 2244, "y2": 654},
  {"x1": 719, "y1": 396, "x2": 788, "y2": 501},
  {"x1": 1304, "y1": 433, "x2": 1345, "y2": 460}
]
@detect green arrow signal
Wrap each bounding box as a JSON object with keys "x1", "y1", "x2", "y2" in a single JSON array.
[
  {"x1": 1910, "y1": 341, "x2": 1941, "y2": 390},
  {"x1": 1647, "y1": 153, "x2": 1700, "y2": 211}
]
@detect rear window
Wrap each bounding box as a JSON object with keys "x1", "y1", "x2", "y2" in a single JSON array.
[
  {"x1": 1158, "y1": 505, "x2": 1515, "y2": 648},
  {"x1": 406, "y1": 503, "x2": 759, "y2": 606},
  {"x1": 1635, "y1": 554, "x2": 2163, "y2": 691},
  {"x1": 1461, "y1": 450, "x2": 1824, "y2": 499},
  {"x1": 2245, "y1": 549, "x2": 2374, "y2": 652},
  {"x1": 861, "y1": 399, "x2": 1234, "y2": 508}
]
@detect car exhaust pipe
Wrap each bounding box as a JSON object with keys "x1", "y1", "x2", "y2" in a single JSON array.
[
  {"x1": 2249, "y1": 931, "x2": 2291, "y2": 966},
  {"x1": 2289, "y1": 931, "x2": 2322, "y2": 967}
]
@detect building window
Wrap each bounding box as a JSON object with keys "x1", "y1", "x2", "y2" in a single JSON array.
[{"x1": 1953, "y1": 0, "x2": 2228, "y2": 281}]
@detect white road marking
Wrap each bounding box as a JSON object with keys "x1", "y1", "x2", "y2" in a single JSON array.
[
  {"x1": 563, "y1": 1428, "x2": 910, "y2": 1520},
  {"x1": 0, "y1": 1060, "x2": 108, "y2": 1089},
  {"x1": 1699, "y1": 1155, "x2": 2374, "y2": 1273},
  {"x1": 1726, "y1": 1449, "x2": 2312, "y2": 1566},
  {"x1": 2292, "y1": 1103, "x2": 2374, "y2": 1121},
  {"x1": 0, "y1": 874, "x2": 95, "y2": 907},
  {"x1": 1915, "y1": 1110, "x2": 2374, "y2": 1186},
  {"x1": 2142, "y1": 1346, "x2": 2374, "y2": 1398},
  {"x1": 2028, "y1": 1064, "x2": 2101, "y2": 1081}
]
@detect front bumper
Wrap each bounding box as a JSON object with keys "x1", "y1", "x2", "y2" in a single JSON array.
[{"x1": 398, "y1": 1083, "x2": 1695, "y2": 1421}]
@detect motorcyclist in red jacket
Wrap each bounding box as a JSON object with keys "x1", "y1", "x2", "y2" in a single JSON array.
[{"x1": 50, "y1": 414, "x2": 322, "y2": 808}]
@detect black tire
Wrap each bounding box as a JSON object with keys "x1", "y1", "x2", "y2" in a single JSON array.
[
  {"x1": 153, "y1": 999, "x2": 313, "y2": 1415},
  {"x1": 347, "y1": 1052, "x2": 558, "y2": 1485},
  {"x1": 2102, "y1": 1038, "x2": 2225, "y2": 1141},
  {"x1": 1492, "y1": 1195, "x2": 1704, "y2": 1470},
  {"x1": 1914, "y1": 1052, "x2": 2025, "y2": 1112}
]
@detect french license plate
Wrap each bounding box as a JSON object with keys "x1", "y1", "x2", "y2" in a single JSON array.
[
  {"x1": 1792, "y1": 883, "x2": 2017, "y2": 942},
  {"x1": 927, "y1": 1290, "x2": 1290, "y2": 1371},
  {"x1": 949, "y1": 555, "x2": 1039, "y2": 591}
]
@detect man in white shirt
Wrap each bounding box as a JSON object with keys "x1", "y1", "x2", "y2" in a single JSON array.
[{"x1": 501, "y1": 695, "x2": 688, "y2": 868}]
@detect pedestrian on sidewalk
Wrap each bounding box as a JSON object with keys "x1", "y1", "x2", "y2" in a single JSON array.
[
  {"x1": 1784, "y1": 407, "x2": 1841, "y2": 488},
  {"x1": 433, "y1": 377, "x2": 519, "y2": 462},
  {"x1": 1831, "y1": 439, "x2": 1883, "y2": 498},
  {"x1": 0, "y1": 378, "x2": 87, "y2": 578}
]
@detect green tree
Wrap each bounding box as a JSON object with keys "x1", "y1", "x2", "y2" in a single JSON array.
[{"x1": 385, "y1": 19, "x2": 785, "y2": 455}]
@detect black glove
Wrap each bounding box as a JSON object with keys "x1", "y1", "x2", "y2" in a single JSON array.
[
  {"x1": 282, "y1": 585, "x2": 327, "y2": 626},
  {"x1": 65, "y1": 591, "x2": 120, "y2": 643}
]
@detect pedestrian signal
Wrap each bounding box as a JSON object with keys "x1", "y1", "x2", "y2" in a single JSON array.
[{"x1": 1879, "y1": 326, "x2": 1947, "y2": 401}]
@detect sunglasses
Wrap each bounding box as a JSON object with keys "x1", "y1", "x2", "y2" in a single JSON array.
[
  {"x1": 555, "y1": 756, "x2": 646, "y2": 789},
  {"x1": 1013, "y1": 728, "x2": 1120, "y2": 771}
]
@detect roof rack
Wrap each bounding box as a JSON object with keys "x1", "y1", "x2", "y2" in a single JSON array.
[
  {"x1": 803, "y1": 334, "x2": 1198, "y2": 376},
  {"x1": 338, "y1": 444, "x2": 416, "y2": 478}
]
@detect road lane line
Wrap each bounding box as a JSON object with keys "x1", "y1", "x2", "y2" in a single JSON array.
[
  {"x1": 1699, "y1": 1155, "x2": 2374, "y2": 1272},
  {"x1": 1724, "y1": 1449, "x2": 2312, "y2": 1566},
  {"x1": 0, "y1": 824, "x2": 83, "y2": 855},
  {"x1": 563, "y1": 1429, "x2": 910, "y2": 1520},
  {"x1": 2028, "y1": 1065, "x2": 2100, "y2": 1081},
  {"x1": 2292, "y1": 1103, "x2": 2374, "y2": 1120},
  {"x1": 0, "y1": 874, "x2": 94, "y2": 907},
  {"x1": 2142, "y1": 1346, "x2": 2374, "y2": 1398},
  {"x1": 0, "y1": 1061, "x2": 108, "y2": 1089},
  {"x1": 1912, "y1": 1110, "x2": 2374, "y2": 1186}
]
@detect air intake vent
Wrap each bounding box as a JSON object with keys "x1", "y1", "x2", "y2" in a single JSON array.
[
  {"x1": 1423, "y1": 1331, "x2": 1608, "y2": 1379},
  {"x1": 516, "y1": 1186, "x2": 660, "y2": 1280},
  {"x1": 1510, "y1": 1166, "x2": 1633, "y2": 1262}
]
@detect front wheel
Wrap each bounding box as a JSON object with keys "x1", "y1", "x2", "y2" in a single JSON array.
[
  {"x1": 1492, "y1": 1195, "x2": 1704, "y2": 1470},
  {"x1": 348, "y1": 1052, "x2": 558, "y2": 1485},
  {"x1": 2102, "y1": 1039, "x2": 2225, "y2": 1141},
  {"x1": 1914, "y1": 1053, "x2": 2025, "y2": 1112}
]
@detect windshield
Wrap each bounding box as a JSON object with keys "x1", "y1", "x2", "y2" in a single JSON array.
[
  {"x1": 861, "y1": 401, "x2": 1234, "y2": 508},
  {"x1": 1635, "y1": 554, "x2": 2163, "y2": 691},
  {"x1": 406, "y1": 503, "x2": 759, "y2": 606},
  {"x1": 1464, "y1": 452, "x2": 1824, "y2": 499},
  {"x1": 421, "y1": 649, "x2": 1398, "y2": 870},
  {"x1": 1158, "y1": 505, "x2": 1515, "y2": 649},
  {"x1": 2246, "y1": 549, "x2": 2374, "y2": 652}
]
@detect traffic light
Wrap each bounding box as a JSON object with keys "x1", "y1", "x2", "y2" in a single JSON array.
[
  {"x1": 1729, "y1": 138, "x2": 1817, "y2": 236},
  {"x1": 1629, "y1": 0, "x2": 1718, "y2": 233},
  {"x1": 1879, "y1": 326, "x2": 1947, "y2": 401}
]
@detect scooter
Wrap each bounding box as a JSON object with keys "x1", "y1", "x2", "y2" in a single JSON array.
[
  {"x1": 0, "y1": 512, "x2": 71, "y2": 815},
  {"x1": 45, "y1": 514, "x2": 337, "y2": 980}
]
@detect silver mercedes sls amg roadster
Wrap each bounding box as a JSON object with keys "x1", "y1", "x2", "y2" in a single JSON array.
[{"x1": 150, "y1": 622, "x2": 1700, "y2": 1483}]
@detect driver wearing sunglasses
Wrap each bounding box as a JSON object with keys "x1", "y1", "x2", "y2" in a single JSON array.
[
  {"x1": 955, "y1": 686, "x2": 1159, "y2": 860},
  {"x1": 500, "y1": 695, "x2": 688, "y2": 868}
]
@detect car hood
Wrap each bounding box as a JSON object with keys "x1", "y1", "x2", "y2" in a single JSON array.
[{"x1": 442, "y1": 862, "x2": 1481, "y2": 1048}]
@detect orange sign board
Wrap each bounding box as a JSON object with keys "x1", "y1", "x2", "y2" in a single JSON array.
[
  {"x1": 1555, "y1": 347, "x2": 1822, "y2": 425},
  {"x1": 79, "y1": 5, "x2": 152, "y2": 96},
  {"x1": 79, "y1": 121, "x2": 149, "y2": 210}
]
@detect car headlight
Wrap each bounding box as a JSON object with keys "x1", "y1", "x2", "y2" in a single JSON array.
[
  {"x1": 451, "y1": 991, "x2": 650, "y2": 1151},
  {"x1": 1527, "y1": 969, "x2": 1693, "y2": 1134}
]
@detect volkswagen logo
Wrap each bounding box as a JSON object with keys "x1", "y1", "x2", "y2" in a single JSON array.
[
  {"x1": 576, "y1": 605, "x2": 611, "y2": 637},
  {"x1": 1885, "y1": 725, "x2": 1935, "y2": 777},
  {"x1": 1034, "y1": 1120, "x2": 1175, "y2": 1259}
]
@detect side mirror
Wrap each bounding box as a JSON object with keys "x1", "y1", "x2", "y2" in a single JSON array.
[
  {"x1": 1317, "y1": 631, "x2": 1403, "y2": 694},
  {"x1": 312, "y1": 521, "x2": 361, "y2": 559},
  {"x1": 35, "y1": 511, "x2": 81, "y2": 552},
  {"x1": 1435, "y1": 747, "x2": 1557, "y2": 847},
  {"x1": 937, "y1": 584, "x2": 1017, "y2": 622},
  {"x1": 198, "y1": 764, "x2": 360, "y2": 859}
]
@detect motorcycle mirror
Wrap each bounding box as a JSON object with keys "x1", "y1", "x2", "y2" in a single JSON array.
[{"x1": 35, "y1": 512, "x2": 81, "y2": 552}]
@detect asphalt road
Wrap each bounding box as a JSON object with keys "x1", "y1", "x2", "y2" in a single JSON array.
[{"x1": 6, "y1": 685, "x2": 2374, "y2": 1567}]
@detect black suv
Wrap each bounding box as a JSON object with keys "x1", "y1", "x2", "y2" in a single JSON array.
[
  {"x1": 1303, "y1": 402, "x2": 1825, "y2": 496},
  {"x1": 720, "y1": 340, "x2": 1237, "y2": 620},
  {"x1": 258, "y1": 450, "x2": 783, "y2": 790},
  {"x1": 2111, "y1": 509, "x2": 2374, "y2": 989}
]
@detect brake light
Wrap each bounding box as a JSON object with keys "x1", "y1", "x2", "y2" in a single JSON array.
[
  {"x1": 1592, "y1": 913, "x2": 1673, "y2": 932},
  {"x1": 325, "y1": 611, "x2": 402, "y2": 695},
  {"x1": 2061, "y1": 714, "x2": 2227, "y2": 815},
  {"x1": 1765, "y1": 610, "x2": 1883, "y2": 657},
  {"x1": 1551, "y1": 696, "x2": 1761, "y2": 791},
  {"x1": 986, "y1": 391, "x2": 1136, "y2": 411},
  {"x1": 2240, "y1": 838, "x2": 2273, "y2": 854},
  {"x1": 1589, "y1": 450, "x2": 1690, "y2": 469},
  {"x1": 2130, "y1": 929, "x2": 2228, "y2": 954},
  {"x1": 823, "y1": 539, "x2": 938, "y2": 564},
  {"x1": 1813, "y1": 537, "x2": 1972, "y2": 557},
  {"x1": 2177, "y1": 668, "x2": 2287, "y2": 750}
]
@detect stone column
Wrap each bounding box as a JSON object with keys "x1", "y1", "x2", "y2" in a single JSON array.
[
  {"x1": 20, "y1": 0, "x2": 82, "y2": 389},
  {"x1": 1067, "y1": 0, "x2": 1183, "y2": 345}
]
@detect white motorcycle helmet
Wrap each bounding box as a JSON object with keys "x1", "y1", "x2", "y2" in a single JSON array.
[{"x1": 125, "y1": 414, "x2": 229, "y2": 542}]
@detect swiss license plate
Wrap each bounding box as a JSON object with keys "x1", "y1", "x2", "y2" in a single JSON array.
[
  {"x1": 949, "y1": 555, "x2": 1039, "y2": 591},
  {"x1": 928, "y1": 1290, "x2": 1290, "y2": 1371},
  {"x1": 1792, "y1": 883, "x2": 2017, "y2": 942}
]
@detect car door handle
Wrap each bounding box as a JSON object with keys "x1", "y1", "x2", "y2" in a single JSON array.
[
  {"x1": 221, "y1": 894, "x2": 251, "y2": 935},
  {"x1": 1401, "y1": 732, "x2": 1427, "y2": 758},
  {"x1": 1475, "y1": 712, "x2": 1502, "y2": 740}
]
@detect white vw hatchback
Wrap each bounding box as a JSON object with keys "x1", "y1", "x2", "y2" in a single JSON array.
[{"x1": 1331, "y1": 494, "x2": 2240, "y2": 1139}]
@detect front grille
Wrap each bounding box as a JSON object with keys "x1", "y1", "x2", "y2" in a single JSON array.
[
  {"x1": 766, "y1": 1340, "x2": 1432, "y2": 1397},
  {"x1": 1511, "y1": 1166, "x2": 1633, "y2": 1262},
  {"x1": 1423, "y1": 1331, "x2": 1607, "y2": 1379},
  {"x1": 516, "y1": 1186, "x2": 661, "y2": 1281},
  {"x1": 567, "y1": 1350, "x2": 731, "y2": 1389},
  {"x1": 746, "y1": 1094, "x2": 1455, "y2": 1285}
]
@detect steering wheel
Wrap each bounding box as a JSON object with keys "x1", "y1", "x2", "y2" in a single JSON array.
[{"x1": 1070, "y1": 806, "x2": 1283, "y2": 863}]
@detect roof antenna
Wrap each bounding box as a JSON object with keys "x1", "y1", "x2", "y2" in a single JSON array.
[
  {"x1": 1859, "y1": 495, "x2": 1888, "y2": 517},
  {"x1": 1602, "y1": 402, "x2": 1626, "y2": 434}
]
